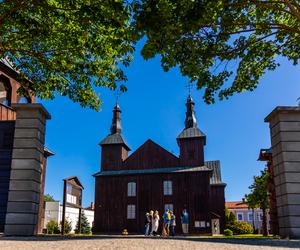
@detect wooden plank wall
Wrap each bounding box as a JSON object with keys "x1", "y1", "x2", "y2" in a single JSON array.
[
  {"x1": 0, "y1": 104, "x2": 16, "y2": 121},
  {"x1": 94, "y1": 171, "x2": 213, "y2": 234},
  {"x1": 0, "y1": 121, "x2": 15, "y2": 232}
]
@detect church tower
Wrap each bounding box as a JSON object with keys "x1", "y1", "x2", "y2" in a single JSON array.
[
  {"x1": 99, "y1": 104, "x2": 130, "y2": 171},
  {"x1": 177, "y1": 95, "x2": 206, "y2": 167}
]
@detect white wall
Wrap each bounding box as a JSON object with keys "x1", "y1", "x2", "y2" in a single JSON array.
[{"x1": 44, "y1": 201, "x2": 94, "y2": 233}]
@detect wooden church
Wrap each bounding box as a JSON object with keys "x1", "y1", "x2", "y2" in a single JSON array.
[{"x1": 93, "y1": 95, "x2": 226, "y2": 235}]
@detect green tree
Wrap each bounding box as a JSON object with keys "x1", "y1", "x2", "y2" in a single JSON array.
[
  {"x1": 75, "y1": 211, "x2": 91, "y2": 234},
  {"x1": 0, "y1": 0, "x2": 133, "y2": 110},
  {"x1": 225, "y1": 207, "x2": 236, "y2": 227},
  {"x1": 1, "y1": 1, "x2": 300, "y2": 109},
  {"x1": 61, "y1": 218, "x2": 72, "y2": 234},
  {"x1": 44, "y1": 194, "x2": 55, "y2": 202},
  {"x1": 134, "y1": 1, "x2": 300, "y2": 104},
  {"x1": 245, "y1": 168, "x2": 270, "y2": 236}
]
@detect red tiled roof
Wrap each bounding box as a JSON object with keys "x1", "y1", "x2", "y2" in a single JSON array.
[{"x1": 225, "y1": 201, "x2": 248, "y2": 209}]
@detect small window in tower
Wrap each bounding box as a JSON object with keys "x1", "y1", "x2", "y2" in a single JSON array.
[
  {"x1": 127, "y1": 182, "x2": 136, "y2": 197},
  {"x1": 163, "y1": 180, "x2": 172, "y2": 196},
  {"x1": 188, "y1": 150, "x2": 195, "y2": 159},
  {"x1": 127, "y1": 204, "x2": 135, "y2": 219}
]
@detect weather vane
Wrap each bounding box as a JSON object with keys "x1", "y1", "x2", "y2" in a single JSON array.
[{"x1": 186, "y1": 82, "x2": 195, "y2": 96}]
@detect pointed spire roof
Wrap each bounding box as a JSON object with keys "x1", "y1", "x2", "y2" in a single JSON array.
[
  {"x1": 177, "y1": 95, "x2": 206, "y2": 142},
  {"x1": 99, "y1": 104, "x2": 130, "y2": 150}
]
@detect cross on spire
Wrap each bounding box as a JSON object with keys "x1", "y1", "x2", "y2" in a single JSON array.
[
  {"x1": 115, "y1": 88, "x2": 121, "y2": 106},
  {"x1": 186, "y1": 82, "x2": 195, "y2": 96}
]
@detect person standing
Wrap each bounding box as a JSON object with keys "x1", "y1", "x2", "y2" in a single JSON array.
[
  {"x1": 152, "y1": 210, "x2": 160, "y2": 236},
  {"x1": 163, "y1": 209, "x2": 171, "y2": 236},
  {"x1": 181, "y1": 209, "x2": 189, "y2": 234},
  {"x1": 149, "y1": 210, "x2": 154, "y2": 235},
  {"x1": 170, "y1": 211, "x2": 176, "y2": 237},
  {"x1": 144, "y1": 212, "x2": 151, "y2": 236}
]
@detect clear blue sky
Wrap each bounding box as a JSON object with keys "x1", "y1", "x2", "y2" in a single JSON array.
[{"x1": 41, "y1": 44, "x2": 300, "y2": 207}]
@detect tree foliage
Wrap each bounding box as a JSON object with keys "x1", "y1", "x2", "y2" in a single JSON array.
[
  {"x1": 246, "y1": 168, "x2": 269, "y2": 211},
  {"x1": 61, "y1": 218, "x2": 73, "y2": 234},
  {"x1": 75, "y1": 211, "x2": 91, "y2": 234},
  {"x1": 245, "y1": 168, "x2": 270, "y2": 236},
  {"x1": 1, "y1": 1, "x2": 300, "y2": 109},
  {"x1": 0, "y1": 0, "x2": 133, "y2": 110},
  {"x1": 134, "y1": 0, "x2": 300, "y2": 104},
  {"x1": 44, "y1": 194, "x2": 55, "y2": 202}
]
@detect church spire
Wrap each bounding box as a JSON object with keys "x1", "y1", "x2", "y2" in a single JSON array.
[
  {"x1": 110, "y1": 104, "x2": 122, "y2": 134},
  {"x1": 184, "y1": 94, "x2": 197, "y2": 129}
]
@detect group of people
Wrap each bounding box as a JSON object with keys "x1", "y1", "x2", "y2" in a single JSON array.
[{"x1": 144, "y1": 209, "x2": 189, "y2": 237}]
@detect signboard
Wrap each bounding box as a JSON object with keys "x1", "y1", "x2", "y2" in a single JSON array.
[
  {"x1": 61, "y1": 176, "x2": 84, "y2": 235},
  {"x1": 66, "y1": 181, "x2": 82, "y2": 208}
]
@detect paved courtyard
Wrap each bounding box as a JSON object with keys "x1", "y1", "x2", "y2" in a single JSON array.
[{"x1": 1, "y1": 236, "x2": 300, "y2": 250}]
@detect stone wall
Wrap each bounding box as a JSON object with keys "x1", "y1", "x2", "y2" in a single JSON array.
[
  {"x1": 265, "y1": 107, "x2": 300, "y2": 238},
  {"x1": 4, "y1": 104, "x2": 50, "y2": 236}
]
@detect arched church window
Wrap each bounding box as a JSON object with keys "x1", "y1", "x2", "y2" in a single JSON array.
[{"x1": 0, "y1": 78, "x2": 11, "y2": 106}]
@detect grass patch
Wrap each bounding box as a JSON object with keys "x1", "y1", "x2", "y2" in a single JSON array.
[{"x1": 207, "y1": 234, "x2": 277, "y2": 239}]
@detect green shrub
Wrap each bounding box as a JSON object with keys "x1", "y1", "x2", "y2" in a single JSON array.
[
  {"x1": 224, "y1": 229, "x2": 233, "y2": 236},
  {"x1": 227, "y1": 221, "x2": 254, "y2": 235},
  {"x1": 46, "y1": 220, "x2": 60, "y2": 234},
  {"x1": 61, "y1": 218, "x2": 72, "y2": 234}
]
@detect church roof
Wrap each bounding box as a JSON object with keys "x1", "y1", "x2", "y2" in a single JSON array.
[
  {"x1": 177, "y1": 127, "x2": 206, "y2": 139},
  {"x1": 94, "y1": 160, "x2": 225, "y2": 186},
  {"x1": 99, "y1": 133, "x2": 130, "y2": 150}
]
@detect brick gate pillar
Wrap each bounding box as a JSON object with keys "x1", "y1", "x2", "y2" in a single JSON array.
[
  {"x1": 265, "y1": 107, "x2": 300, "y2": 238},
  {"x1": 4, "y1": 104, "x2": 51, "y2": 236}
]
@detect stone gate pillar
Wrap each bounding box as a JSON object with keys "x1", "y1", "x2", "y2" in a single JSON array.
[
  {"x1": 4, "y1": 104, "x2": 51, "y2": 236},
  {"x1": 265, "y1": 106, "x2": 300, "y2": 238}
]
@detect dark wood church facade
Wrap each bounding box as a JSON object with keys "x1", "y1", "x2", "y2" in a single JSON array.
[{"x1": 94, "y1": 96, "x2": 226, "y2": 235}]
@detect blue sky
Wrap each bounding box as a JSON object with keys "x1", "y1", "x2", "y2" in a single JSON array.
[{"x1": 41, "y1": 46, "x2": 300, "y2": 207}]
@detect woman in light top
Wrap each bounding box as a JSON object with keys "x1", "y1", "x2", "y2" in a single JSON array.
[{"x1": 152, "y1": 210, "x2": 160, "y2": 236}]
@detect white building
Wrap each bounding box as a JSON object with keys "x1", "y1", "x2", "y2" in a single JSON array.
[
  {"x1": 226, "y1": 201, "x2": 270, "y2": 233},
  {"x1": 44, "y1": 201, "x2": 94, "y2": 233}
]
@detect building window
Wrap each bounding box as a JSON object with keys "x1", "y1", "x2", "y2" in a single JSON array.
[
  {"x1": 164, "y1": 204, "x2": 173, "y2": 212},
  {"x1": 236, "y1": 213, "x2": 243, "y2": 221},
  {"x1": 127, "y1": 205, "x2": 135, "y2": 219},
  {"x1": 163, "y1": 180, "x2": 172, "y2": 196},
  {"x1": 127, "y1": 182, "x2": 136, "y2": 197},
  {"x1": 248, "y1": 212, "x2": 253, "y2": 221},
  {"x1": 258, "y1": 212, "x2": 263, "y2": 221}
]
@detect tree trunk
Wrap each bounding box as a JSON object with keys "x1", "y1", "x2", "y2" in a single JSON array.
[
  {"x1": 252, "y1": 208, "x2": 255, "y2": 232},
  {"x1": 262, "y1": 207, "x2": 268, "y2": 236}
]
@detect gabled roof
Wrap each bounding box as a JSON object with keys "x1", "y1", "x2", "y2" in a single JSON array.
[
  {"x1": 177, "y1": 127, "x2": 206, "y2": 140},
  {"x1": 63, "y1": 176, "x2": 84, "y2": 189},
  {"x1": 99, "y1": 133, "x2": 130, "y2": 150},
  {"x1": 123, "y1": 139, "x2": 178, "y2": 169}
]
